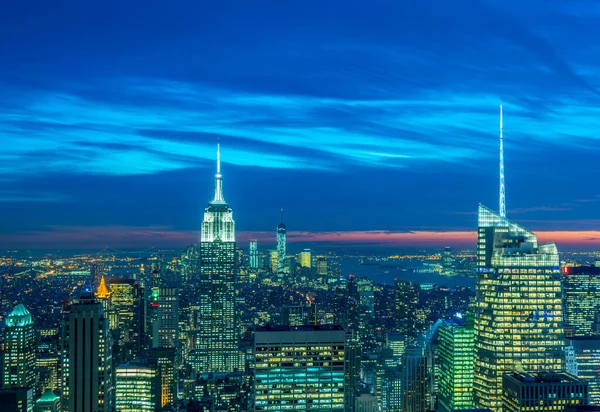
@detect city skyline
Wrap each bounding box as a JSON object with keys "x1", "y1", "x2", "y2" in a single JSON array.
[{"x1": 2, "y1": 0, "x2": 600, "y2": 249}]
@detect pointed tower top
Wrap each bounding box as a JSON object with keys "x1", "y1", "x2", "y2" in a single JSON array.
[
  {"x1": 217, "y1": 137, "x2": 221, "y2": 177},
  {"x1": 211, "y1": 139, "x2": 226, "y2": 204},
  {"x1": 96, "y1": 276, "x2": 110, "y2": 299}
]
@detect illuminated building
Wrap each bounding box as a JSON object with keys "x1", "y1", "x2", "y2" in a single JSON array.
[
  {"x1": 357, "y1": 278, "x2": 375, "y2": 344},
  {"x1": 315, "y1": 257, "x2": 328, "y2": 276},
  {"x1": 441, "y1": 246, "x2": 455, "y2": 275},
  {"x1": 282, "y1": 304, "x2": 316, "y2": 327},
  {"x1": 345, "y1": 335, "x2": 362, "y2": 412},
  {"x1": 347, "y1": 275, "x2": 360, "y2": 332},
  {"x1": 95, "y1": 276, "x2": 110, "y2": 300},
  {"x1": 299, "y1": 249, "x2": 311, "y2": 268},
  {"x1": 394, "y1": 279, "x2": 418, "y2": 339},
  {"x1": 502, "y1": 371, "x2": 589, "y2": 412},
  {"x1": 437, "y1": 316, "x2": 475, "y2": 412},
  {"x1": 149, "y1": 286, "x2": 179, "y2": 349},
  {"x1": 0, "y1": 387, "x2": 34, "y2": 412},
  {"x1": 197, "y1": 143, "x2": 239, "y2": 373},
  {"x1": 249, "y1": 240, "x2": 259, "y2": 270},
  {"x1": 386, "y1": 332, "x2": 406, "y2": 360},
  {"x1": 562, "y1": 266, "x2": 600, "y2": 337},
  {"x1": 355, "y1": 392, "x2": 378, "y2": 412},
  {"x1": 1, "y1": 304, "x2": 36, "y2": 389},
  {"x1": 570, "y1": 338, "x2": 600, "y2": 405},
  {"x1": 115, "y1": 363, "x2": 158, "y2": 412},
  {"x1": 108, "y1": 279, "x2": 145, "y2": 362},
  {"x1": 61, "y1": 293, "x2": 114, "y2": 412},
  {"x1": 253, "y1": 325, "x2": 345, "y2": 411},
  {"x1": 269, "y1": 250, "x2": 278, "y2": 274},
  {"x1": 473, "y1": 205, "x2": 566, "y2": 412},
  {"x1": 35, "y1": 389, "x2": 60, "y2": 412},
  {"x1": 277, "y1": 209, "x2": 286, "y2": 273},
  {"x1": 401, "y1": 344, "x2": 428, "y2": 412},
  {"x1": 193, "y1": 372, "x2": 247, "y2": 410},
  {"x1": 148, "y1": 348, "x2": 176, "y2": 410}
]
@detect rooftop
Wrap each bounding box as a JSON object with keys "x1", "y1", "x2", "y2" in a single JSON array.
[{"x1": 6, "y1": 304, "x2": 33, "y2": 327}]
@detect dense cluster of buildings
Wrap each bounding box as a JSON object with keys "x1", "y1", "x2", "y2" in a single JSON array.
[{"x1": 1, "y1": 143, "x2": 600, "y2": 412}]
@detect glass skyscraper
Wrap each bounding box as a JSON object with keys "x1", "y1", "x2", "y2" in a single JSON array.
[
  {"x1": 562, "y1": 265, "x2": 600, "y2": 337},
  {"x1": 277, "y1": 211, "x2": 286, "y2": 273},
  {"x1": 437, "y1": 316, "x2": 475, "y2": 412},
  {"x1": 115, "y1": 363, "x2": 158, "y2": 412},
  {"x1": 473, "y1": 204, "x2": 565, "y2": 412},
  {"x1": 1, "y1": 304, "x2": 36, "y2": 389},
  {"x1": 196, "y1": 143, "x2": 239, "y2": 373},
  {"x1": 249, "y1": 239, "x2": 259, "y2": 270}
]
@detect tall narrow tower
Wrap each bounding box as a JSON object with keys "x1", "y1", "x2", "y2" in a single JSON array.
[
  {"x1": 276, "y1": 208, "x2": 286, "y2": 273},
  {"x1": 1, "y1": 304, "x2": 36, "y2": 389},
  {"x1": 499, "y1": 104, "x2": 506, "y2": 218},
  {"x1": 195, "y1": 141, "x2": 238, "y2": 373}
]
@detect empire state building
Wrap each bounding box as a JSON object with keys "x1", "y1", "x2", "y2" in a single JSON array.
[{"x1": 194, "y1": 142, "x2": 239, "y2": 373}]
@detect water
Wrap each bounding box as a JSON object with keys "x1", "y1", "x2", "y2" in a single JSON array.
[{"x1": 339, "y1": 258, "x2": 476, "y2": 289}]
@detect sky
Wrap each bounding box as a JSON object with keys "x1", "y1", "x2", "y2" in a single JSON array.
[{"x1": 1, "y1": 0, "x2": 600, "y2": 250}]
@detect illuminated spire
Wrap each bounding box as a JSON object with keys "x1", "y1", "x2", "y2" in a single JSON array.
[
  {"x1": 212, "y1": 139, "x2": 225, "y2": 204},
  {"x1": 96, "y1": 276, "x2": 110, "y2": 299},
  {"x1": 280, "y1": 208, "x2": 284, "y2": 225},
  {"x1": 499, "y1": 104, "x2": 506, "y2": 218}
]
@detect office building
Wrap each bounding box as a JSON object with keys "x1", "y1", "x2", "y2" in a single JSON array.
[
  {"x1": 269, "y1": 250, "x2": 278, "y2": 273},
  {"x1": 35, "y1": 389, "x2": 60, "y2": 412},
  {"x1": 473, "y1": 205, "x2": 565, "y2": 412},
  {"x1": 299, "y1": 249, "x2": 311, "y2": 269},
  {"x1": 395, "y1": 279, "x2": 418, "y2": 339},
  {"x1": 108, "y1": 279, "x2": 145, "y2": 361},
  {"x1": 502, "y1": 371, "x2": 589, "y2": 412},
  {"x1": 355, "y1": 392, "x2": 378, "y2": 412},
  {"x1": 254, "y1": 325, "x2": 345, "y2": 411},
  {"x1": 345, "y1": 335, "x2": 362, "y2": 411},
  {"x1": 570, "y1": 338, "x2": 600, "y2": 405},
  {"x1": 148, "y1": 348, "x2": 176, "y2": 410},
  {"x1": 401, "y1": 344, "x2": 428, "y2": 412},
  {"x1": 437, "y1": 316, "x2": 475, "y2": 412},
  {"x1": 115, "y1": 363, "x2": 159, "y2": 412},
  {"x1": 2, "y1": 304, "x2": 36, "y2": 389},
  {"x1": 61, "y1": 293, "x2": 114, "y2": 412},
  {"x1": 442, "y1": 246, "x2": 455, "y2": 275},
  {"x1": 249, "y1": 240, "x2": 259, "y2": 270},
  {"x1": 0, "y1": 387, "x2": 34, "y2": 412},
  {"x1": 150, "y1": 286, "x2": 179, "y2": 349},
  {"x1": 562, "y1": 266, "x2": 600, "y2": 337},
  {"x1": 277, "y1": 210, "x2": 286, "y2": 273},
  {"x1": 193, "y1": 372, "x2": 247, "y2": 411},
  {"x1": 196, "y1": 143, "x2": 239, "y2": 373},
  {"x1": 315, "y1": 257, "x2": 328, "y2": 276}
]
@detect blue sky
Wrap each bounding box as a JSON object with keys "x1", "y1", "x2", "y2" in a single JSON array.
[{"x1": 1, "y1": 0, "x2": 600, "y2": 249}]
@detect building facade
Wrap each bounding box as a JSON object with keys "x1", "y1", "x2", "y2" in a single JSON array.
[
  {"x1": 254, "y1": 326, "x2": 345, "y2": 411},
  {"x1": 196, "y1": 143, "x2": 239, "y2": 373},
  {"x1": 249, "y1": 240, "x2": 259, "y2": 270},
  {"x1": 115, "y1": 363, "x2": 158, "y2": 412},
  {"x1": 277, "y1": 212, "x2": 286, "y2": 273},
  {"x1": 2, "y1": 304, "x2": 36, "y2": 389},
  {"x1": 562, "y1": 266, "x2": 600, "y2": 337},
  {"x1": 570, "y1": 338, "x2": 600, "y2": 405},
  {"x1": 473, "y1": 205, "x2": 566, "y2": 412}
]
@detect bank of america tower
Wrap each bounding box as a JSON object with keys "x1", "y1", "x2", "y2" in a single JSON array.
[{"x1": 195, "y1": 142, "x2": 239, "y2": 373}]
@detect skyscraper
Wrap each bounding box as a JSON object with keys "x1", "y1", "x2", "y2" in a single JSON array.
[
  {"x1": 277, "y1": 209, "x2": 286, "y2": 273},
  {"x1": 269, "y1": 250, "x2": 278, "y2": 273},
  {"x1": 115, "y1": 363, "x2": 159, "y2": 412},
  {"x1": 401, "y1": 344, "x2": 428, "y2": 412},
  {"x1": 196, "y1": 142, "x2": 239, "y2": 373},
  {"x1": 570, "y1": 337, "x2": 600, "y2": 405},
  {"x1": 394, "y1": 279, "x2": 418, "y2": 340},
  {"x1": 108, "y1": 279, "x2": 145, "y2": 362},
  {"x1": 249, "y1": 239, "x2": 259, "y2": 270},
  {"x1": 149, "y1": 286, "x2": 179, "y2": 349},
  {"x1": 61, "y1": 293, "x2": 114, "y2": 412},
  {"x1": 1, "y1": 304, "x2": 36, "y2": 389},
  {"x1": 148, "y1": 348, "x2": 177, "y2": 410},
  {"x1": 562, "y1": 266, "x2": 600, "y2": 337},
  {"x1": 437, "y1": 316, "x2": 475, "y2": 412},
  {"x1": 253, "y1": 325, "x2": 345, "y2": 411},
  {"x1": 299, "y1": 249, "x2": 311, "y2": 268},
  {"x1": 473, "y1": 205, "x2": 566, "y2": 412}
]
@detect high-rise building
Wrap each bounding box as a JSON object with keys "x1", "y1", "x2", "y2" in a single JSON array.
[
  {"x1": 196, "y1": 143, "x2": 239, "y2": 373},
  {"x1": 345, "y1": 335, "x2": 362, "y2": 412},
  {"x1": 2, "y1": 304, "x2": 36, "y2": 389},
  {"x1": 394, "y1": 279, "x2": 418, "y2": 339},
  {"x1": 149, "y1": 286, "x2": 179, "y2": 349},
  {"x1": 277, "y1": 209, "x2": 286, "y2": 273},
  {"x1": 315, "y1": 257, "x2": 328, "y2": 276},
  {"x1": 347, "y1": 275, "x2": 360, "y2": 332},
  {"x1": 401, "y1": 344, "x2": 428, "y2": 412},
  {"x1": 0, "y1": 387, "x2": 34, "y2": 412},
  {"x1": 502, "y1": 371, "x2": 589, "y2": 412},
  {"x1": 562, "y1": 266, "x2": 600, "y2": 337},
  {"x1": 570, "y1": 338, "x2": 600, "y2": 405},
  {"x1": 249, "y1": 239, "x2": 259, "y2": 270},
  {"x1": 61, "y1": 293, "x2": 114, "y2": 412},
  {"x1": 441, "y1": 246, "x2": 455, "y2": 275},
  {"x1": 269, "y1": 250, "x2": 278, "y2": 274},
  {"x1": 299, "y1": 249, "x2": 311, "y2": 269},
  {"x1": 115, "y1": 363, "x2": 159, "y2": 412},
  {"x1": 281, "y1": 304, "x2": 316, "y2": 327},
  {"x1": 148, "y1": 348, "x2": 177, "y2": 410},
  {"x1": 473, "y1": 205, "x2": 566, "y2": 412},
  {"x1": 253, "y1": 325, "x2": 345, "y2": 411},
  {"x1": 108, "y1": 279, "x2": 145, "y2": 361},
  {"x1": 437, "y1": 316, "x2": 475, "y2": 412}
]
